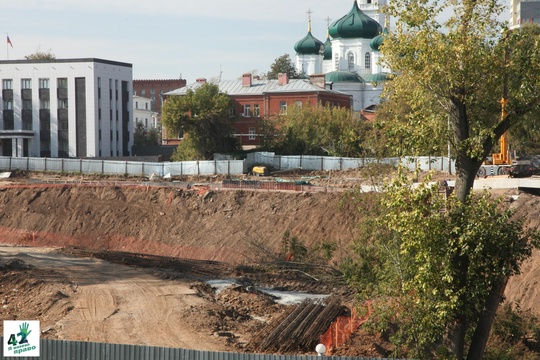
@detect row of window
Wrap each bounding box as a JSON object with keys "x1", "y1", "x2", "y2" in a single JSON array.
[
  {"x1": 334, "y1": 52, "x2": 372, "y2": 71},
  {"x1": 2, "y1": 99, "x2": 68, "y2": 110},
  {"x1": 2, "y1": 78, "x2": 67, "y2": 90},
  {"x1": 235, "y1": 101, "x2": 303, "y2": 117}
]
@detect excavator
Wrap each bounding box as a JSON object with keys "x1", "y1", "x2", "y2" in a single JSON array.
[{"x1": 477, "y1": 98, "x2": 515, "y2": 177}]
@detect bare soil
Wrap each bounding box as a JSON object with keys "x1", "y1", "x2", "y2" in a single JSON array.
[{"x1": 0, "y1": 169, "x2": 539, "y2": 358}]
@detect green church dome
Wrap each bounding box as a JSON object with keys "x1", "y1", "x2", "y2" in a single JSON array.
[
  {"x1": 329, "y1": 1, "x2": 382, "y2": 39},
  {"x1": 370, "y1": 28, "x2": 388, "y2": 51},
  {"x1": 294, "y1": 31, "x2": 325, "y2": 55},
  {"x1": 364, "y1": 72, "x2": 391, "y2": 83},
  {"x1": 323, "y1": 36, "x2": 332, "y2": 60},
  {"x1": 325, "y1": 71, "x2": 364, "y2": 83}
]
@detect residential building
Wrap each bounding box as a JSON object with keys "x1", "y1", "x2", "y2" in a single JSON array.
[
  {"x1": 133, "y1": 95, "x2": 159, "y2": 132},
  {"x1": 133, "y1": 79, "x2": 186, "y2": 114},
  {"x1": 0, "y1": 58, "x2": 133, "y2": 158},
  {"x1": 164, "y1": 73, "x2": 352, "y2": 148}
]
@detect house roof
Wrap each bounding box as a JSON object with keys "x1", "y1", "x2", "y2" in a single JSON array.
[{"x1": 165, "y1": 78, "x2": 350, "y2": 97}]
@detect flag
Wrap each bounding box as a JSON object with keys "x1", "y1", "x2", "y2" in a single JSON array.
[{"x1": 7, "y1": 36, "x2": 13, "y2": 48}]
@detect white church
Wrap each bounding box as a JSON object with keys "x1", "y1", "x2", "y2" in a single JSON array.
[{"x1": 294, "y1": 0, "x2": 390, "y2": 112}]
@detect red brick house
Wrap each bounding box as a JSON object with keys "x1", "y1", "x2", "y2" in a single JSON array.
[{"x1": 164, "y1": 73, "x2": 352, "y2": 148}]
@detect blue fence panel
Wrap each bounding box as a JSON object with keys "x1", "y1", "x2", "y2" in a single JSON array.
[
  {"x1": 27, "y1": 157, "x2": 45, "y2": 171},
  {"x1": 83, "y1": 159, "x2": 105, "y2": 174},
  {"x1": 199, "y1": 161, "x2": 217, "y2": 175}
]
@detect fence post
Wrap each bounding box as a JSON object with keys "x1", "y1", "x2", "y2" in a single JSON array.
[
  {"x1": 102, "y1": 160, "x2": 104, "y2": 175},
  {"x1": 142, "y1": 162, "x2": 145, "y2": 177},
  {"x1": 125, "y1": 161, "x2": 128, "y2": 176},
  {"x1": 214, "y1": 160, "x2": 217, "y2": 175},
  {"x1": 80, "y1": 159, "x2": 83, "y2": 173},
  {"x1": 27, "y1": 156, "x2": 29, "y2": 171},
  {"x1": 320, "y1": 157, "x2": 324, "y2": 171},
  {"x1": 162, "y1": 163, "x2": 165, "y2": 177},
  {"x1": 197, "y1": 161, "x2": 200, "y2": 175},
  {"x1": 9, "y1": 156, "x2": 12, "y2": 171},
  {"x1": 61, "y1": 158, "x2": 64, "y2": 173}
]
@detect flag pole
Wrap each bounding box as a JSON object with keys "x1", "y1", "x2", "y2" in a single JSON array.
[{"x1": 6, "y1": 33, "x2": 9, "y2": 60}]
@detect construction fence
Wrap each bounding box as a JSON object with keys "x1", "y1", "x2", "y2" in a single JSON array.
[
  {"x1": 246, "y1": 152, "x2": 455, "y2": 174},
  {"x1": 0, "y1": 156, "x2": 244, "y2": 177},
  {"x1": 0, "y1": 153, "x2": 454, "y2": 178},
  {"x1": 0, "y1": 337, "x2": 400, "y2": 360}
]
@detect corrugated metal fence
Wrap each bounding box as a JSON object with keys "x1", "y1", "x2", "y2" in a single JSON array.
[
  {"x1": 0, "y1": 338, "x2": 398, "y2": 360},
  {"x1": 0, "y1": 157, "x2": 244, "y2": 177},
  {"x1": 0, "y1": 153, "x2": 454, "y2": 178},
  {"x1": 247, "y1": 152, "x2": 455, "y2": 174}
]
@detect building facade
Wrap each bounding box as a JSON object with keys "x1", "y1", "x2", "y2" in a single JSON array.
[
  {"x1": 133, "y1": 79, "x2": 187, "y2": 114},
  {"x1": 0, "y1": 58, "x2": 133, "y2": 158},
  {"x1": 164, "y1": 73, "x2": 352, "y2": 148},
  {"x1": 133, "y1": 95, "x2": 159, "y2": 131},
  {"x1": 510, "y1": 0, "x2": 540, "y2": 29}
]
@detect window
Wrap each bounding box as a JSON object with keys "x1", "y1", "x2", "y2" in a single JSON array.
[
  {"x1": 2, "y1": 79, "x2": 13, "y2": 90},
  {"x1": 295, "y1": 101, "x2": 303, "y2": 108},
  {"x1": 57, "y1": 78, "x2": 67, "y2": 89},
  {"x1": 23, "y1": 99, "x2": 32, "y2": 110},
  {"x1": 145, "y1": 103, "x2": 148, "y2": 110},
  {"x1": 21, "y1": 79, "x2": 32, "y2": 89},
  {"x1": 59, "y1": 120, "x2": 69, "y2": 130},
  {"x1": 249, "y1": 127, "x2": 256, "y2": 140},
  {"x1": 228, "y1": 107, "x2": 236, "y2": 117},
  {"x1": 178, "y1": 129, "x2": 184, "y2": 139},
  {"x1": 58, "y1": 99, "x2": 68, "y2": 109},
  {"x1": 243, "y1": 104, "x2": 251, "y2": 117},
  {"x1": 40, "y1": 99, "x2": 50, "y2": 109},
  {"x1": 253, "y1": 104, "x2": 260, "y2": 117},
  {"x1": 280, "y1": 101, "x2": 287, "y2": 114},
  {"x1": 141, "y1": 89, "x2": 146, "y2": 97},
  {"x1": 365, "y1": 52, "x2": 371, "y2": 69},
  {"x1": 334, "y1": 53, "x2": 339, "y2": 70},
  {"x1": 136, "y1": 101, "x2": 139, "y2": 109},
  {"x1": 347, "y1": 52, "x2": 355, "y2": 71},
  {"x1": 39, "y1": 78, "x2": 50, "y2": 89},
  {"x1": 3, "y1": 100, "x2": 13, "y2": 110}
]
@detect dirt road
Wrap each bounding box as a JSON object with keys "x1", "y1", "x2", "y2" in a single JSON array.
[{"x1": 0, "y1": 246, "x2": 230, "y2": 351}]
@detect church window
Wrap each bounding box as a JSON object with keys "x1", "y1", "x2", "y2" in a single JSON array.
[
  {"x1": 334, "y1": 53, "x2": 339, "y2": 70},
  {"x1": 347, "y1": 52, "x2": 355, "y2": 71},
  {"x1": 365, "y1": 52, "x2": 371, "y2": 69}
]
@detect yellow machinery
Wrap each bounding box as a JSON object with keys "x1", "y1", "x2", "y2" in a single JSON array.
[
  {"x1": 490, "y1": 98, "x2": 512, "y2": 166},
  {"x1": 478, "y1": 98, "x2": 514, "y2": 177}
]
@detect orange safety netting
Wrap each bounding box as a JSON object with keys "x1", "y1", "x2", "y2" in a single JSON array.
[{"x1": 319, "y1": 302, "x2": 372, "y2": 355}]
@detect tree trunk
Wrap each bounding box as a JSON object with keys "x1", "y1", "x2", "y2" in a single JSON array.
[{"x1": 466, "y1": 276, "x2": 508, "y2": 360}]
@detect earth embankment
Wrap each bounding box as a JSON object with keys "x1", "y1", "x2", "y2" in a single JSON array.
[{"x1": 0, "y1": 183, "x2": 360, "y2": 264}]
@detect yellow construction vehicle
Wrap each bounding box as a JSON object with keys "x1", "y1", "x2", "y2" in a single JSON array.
[{"x1": 477, "y1": 98, "x2": 515, "y2": 177}]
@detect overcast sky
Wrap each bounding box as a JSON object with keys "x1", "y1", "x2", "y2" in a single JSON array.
[{"x1": 2, "y1": 0, "x2": 511, "y2": 84}]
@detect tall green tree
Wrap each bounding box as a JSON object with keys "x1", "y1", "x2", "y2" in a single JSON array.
[
  {"x1": 260, "y1": 103, "x2": 386, "y2": 158},
  {"x1": 161, "y1": 83, "x2": 240, "y2": 160},
  {"x1": 133, "y1": 122, "x2": 161, "y2": 146},
  {"x1": 373, "y1": 1, "x2": 540, "y2": 358},
  {"x1": 343, "y1": 172, "x2": 539, "y2": 360},
  {"x1": 267, "y1": 54, "x2": 303, "y2": 80}
]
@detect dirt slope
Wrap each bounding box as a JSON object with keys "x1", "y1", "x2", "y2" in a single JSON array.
[
  {"x1": 1, "y1": 172, "x2": 540, "y2": 357},
  {"x1": 0, "y1": 183, "x2": 360, "y2": 264}
]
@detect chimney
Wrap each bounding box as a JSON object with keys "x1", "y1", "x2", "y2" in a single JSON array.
[
  {"x1": 242, "y1": 73, "x2": 252, "y2": 87},
  {"x1": 196, "y1": 78, "x2": 207, "y2": 84},
  {"x1": 309, "y1": 74, "x2": 326, "y2": 89},
  {"x1": 278, "y1": 73, "x2": 289, "y2": 86}
]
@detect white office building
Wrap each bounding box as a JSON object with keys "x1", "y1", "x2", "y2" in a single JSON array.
[
  {"x1": 510, "y1": 0, "x2": 540, "y2": 28},
  {"x1": 0, "y1": 58, "x2": 133, "y2": 158}
]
